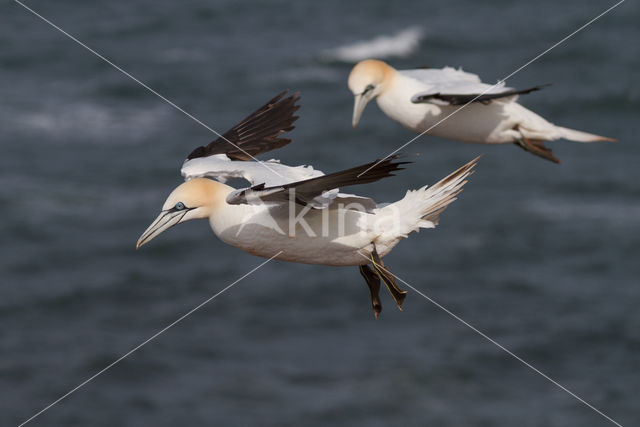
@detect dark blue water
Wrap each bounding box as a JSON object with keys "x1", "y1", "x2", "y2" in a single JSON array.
[{"x1": 2, "y1": 1, "x2": 639, "y2": 426}]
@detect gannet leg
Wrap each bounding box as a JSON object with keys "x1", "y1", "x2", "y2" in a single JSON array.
[
  {"x1": 514, "y1": 137, "x2": 560, "y2": 164},
  {"x1": 359, "y1": 264, "x2": 382, "y2": 319},
  {"x1": 370, "y1": 246, "x2": 407, "y2": 310}
]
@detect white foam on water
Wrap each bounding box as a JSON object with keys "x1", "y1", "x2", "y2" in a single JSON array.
[
  {"x1": 524, "y1": 198, "x2": 640, "y2": 224},
  {"x1": 14, "y1": 102, "x2": 171, "y2": 144},
  {"x1": 322, "y1": 26, "x2": 424, "y2": 62}
]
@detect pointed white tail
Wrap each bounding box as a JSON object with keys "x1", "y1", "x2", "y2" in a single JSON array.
[
  {"x1": 557, "y1": 126, "x2": 616, "y2": 143},
  {"x1": 373, "y1": 157, "x2": 479, "y2": 241}
]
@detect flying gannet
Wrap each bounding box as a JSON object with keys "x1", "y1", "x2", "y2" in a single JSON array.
[
  {"x1": 348, "y1": 59, "x2": 615, "y2": 163},
  {"x1": 137, "y1": 91, "x2": 478, "y2": 317}
]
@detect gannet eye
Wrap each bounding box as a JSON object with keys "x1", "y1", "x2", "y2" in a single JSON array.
[
  {"x1": 174, "y1": 202, "x2": 185, "y2": 210},
  {"x1": 362, "y1": 84, "x2": 375, "y2": 95}
]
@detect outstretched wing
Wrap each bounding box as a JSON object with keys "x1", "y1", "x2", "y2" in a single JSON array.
[
  {"x1": 181, "y1": 90, "x2": 312, "y2": 186},
  {"x1": 181, "y1": 155, "x2": 325, "y2": 187},
  {"x1": 411, "y1": 85, "x2": 547, "y2": 105},
  {"x1": 402, "y1": 67, "x2": 483, "y2": 86},
  {"x1": 182, "y1": 91, "x2": 393, "y2": 210},
  {"x1": 226, "y1": 156, "x2": 409, "y2": 207},
  {"x1": 186, "y1": 90, "x2": 300, "y2": 161},
  {"x1": 401, "y1": 67, "x2": 548, "y2": 106}
]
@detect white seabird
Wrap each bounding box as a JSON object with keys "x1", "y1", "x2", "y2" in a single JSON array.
[
  {"x1": 137, "y1": 91, "x2": 478, "y2": 317},
  {"x1": 348, "y1": 59, "x2": 615, "y2": 163}
]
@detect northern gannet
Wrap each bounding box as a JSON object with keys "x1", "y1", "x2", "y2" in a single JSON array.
[
  {"x1": 349, "y1": 59, "x2": 615, "y2": 163},
  {"x1": 137, "y1": 91, "x2": 478, "y2": 317}
]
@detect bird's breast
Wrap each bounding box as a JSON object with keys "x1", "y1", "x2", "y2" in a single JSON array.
[
  {"x1": 377, "y1": 87, "x2": 442, "y2": 132},
  {"x1": 210, "y1": 205, "x2": 376, "y2": 266}
]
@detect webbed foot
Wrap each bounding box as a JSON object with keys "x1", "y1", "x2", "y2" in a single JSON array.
[
  {"x1": 370, "y1": 248, "x2": 407, "y2": 310},
  {"x1": 515, "y1": 138, "x2": 560, "y2": 163},
  {"x1": 359, "y1": 264, "x2": 382, "y2": 319}
]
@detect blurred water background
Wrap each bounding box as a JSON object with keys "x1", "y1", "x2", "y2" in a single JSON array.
[{"x1": 1, "y1": 0, "x2": 639, "y2": 425}]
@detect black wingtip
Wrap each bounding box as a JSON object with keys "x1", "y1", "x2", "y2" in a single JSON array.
[
  {"x1": 186, "y1": 89, "x2": 302, "y2": 161},
  {"x1": 350, "y1": 155, "x2": 412, "y2": 183},
  {"x1": 412, "y1": 84, "x2": 553, "y2": 106},
  {"x1": 520, "y1": 83, "x2": 552, "y2": 95}
]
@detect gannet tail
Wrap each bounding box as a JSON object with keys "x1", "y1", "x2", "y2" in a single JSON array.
[
  {"x1": 373, "y1": 157, "x2": 478, "y2": 241},
  {"x1": 557, "y1": 126, "x2": 617, "y2": 143}
]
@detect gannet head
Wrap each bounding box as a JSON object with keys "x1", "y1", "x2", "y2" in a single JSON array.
[
  {"x1": 348, "y1": 59, "x2": 395, "y2": 127},
  {"x1": 136, "y1": 178, "x2": 228, "y2": 249}
]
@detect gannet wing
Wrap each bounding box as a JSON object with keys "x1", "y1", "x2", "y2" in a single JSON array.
[
  {"x1": 181, "y1": 90, "x2": 313, "y2": 186},
  {"x1": 184, "y1": 158, "x2": 379, "y2": 210},
  {"x1": 181, "y1": 90, "x2": 389, "y2": 210},
  {"x1": 401, "y1": 67, "x2": 483, "y2": 86},
  {"x1": 332, "y1": 193, "x2": 378, "y2": 211},
  {"x1": 401, "y1": 67, "x2": 547, "y2": 105},
  {"x1": 411, "y1": 85, "x2": 546, "y2": 105},
  {"x1": 185, "y1": 90, "x2": 300, "y2": 161},
  {"x1": 226, "y1": 156, "x2": 408, "y2": 207},
  {"x1": 181, "y1": 155, "x2": 325, "y2": 187}
]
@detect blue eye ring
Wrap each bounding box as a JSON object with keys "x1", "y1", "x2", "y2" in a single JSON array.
[{"x1": 174, "y1": 202, "x2": 185, "y2": 210}]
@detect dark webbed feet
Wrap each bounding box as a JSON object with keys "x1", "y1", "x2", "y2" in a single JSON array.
[
  {"x1": 514, "y1": 137, "x2": 560, "y2": 163},
  {"x1": 359, "y1": 265, "x2": 382, "y2": 319},
  {"x1": 370, "y1": 248, "x2": 407, "y2": 310},
  {"x1": 357, "y1": 246, "x2": 408, "y2": 318}
]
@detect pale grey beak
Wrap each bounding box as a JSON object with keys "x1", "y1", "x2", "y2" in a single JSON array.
[
  {"x1": 352, "y1": 93, "x2": 371, "y2": 128},
  {"x1": 136, "y1": 210, "x2": 188, "y2": 249}
]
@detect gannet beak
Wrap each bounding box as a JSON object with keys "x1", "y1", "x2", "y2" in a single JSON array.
[
  {"x1": 352, "y1": 93, "x2": 371, "y2": 128},
  {"x1": 136, "y1": 210, "x2": 188, "y2": 249}
]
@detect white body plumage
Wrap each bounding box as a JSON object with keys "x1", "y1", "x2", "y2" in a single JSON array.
[{"x1": 349, "y1": 60, "x2": 614, "y2": 146}]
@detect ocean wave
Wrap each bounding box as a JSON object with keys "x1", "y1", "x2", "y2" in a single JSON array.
[
  {"x1": 321, "y1": 26, "x2": 424, "y2": 63},
  {"x1": 12, "y1": 102, "x2": 171, "y2": 144},
  {"x1": 524, "y1": 198, "x2": 640, "y2": 224}
]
